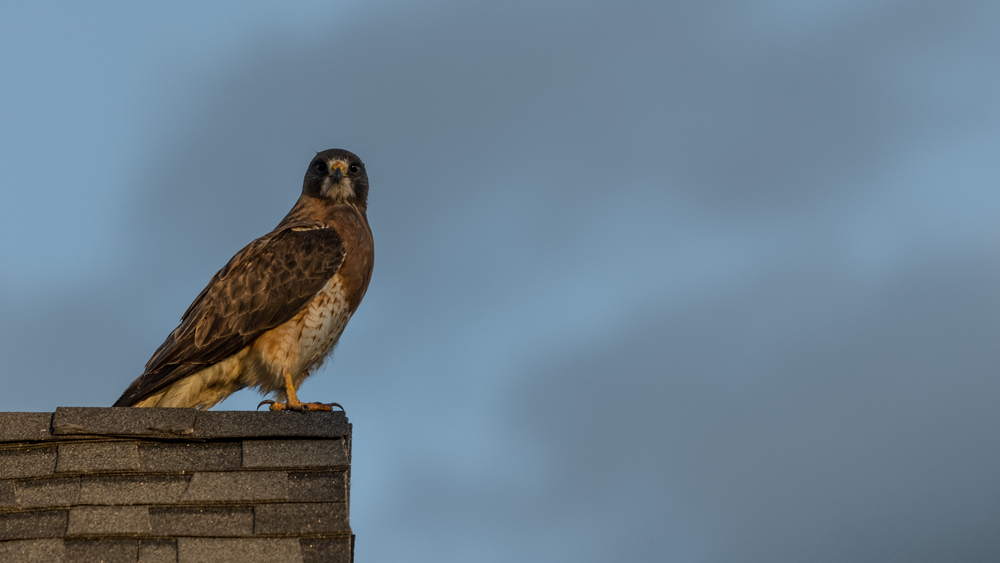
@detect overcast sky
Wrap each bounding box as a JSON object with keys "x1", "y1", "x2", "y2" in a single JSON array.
[{"x1": 3, "y1": 1, "x2": 1000, "y2": 561}]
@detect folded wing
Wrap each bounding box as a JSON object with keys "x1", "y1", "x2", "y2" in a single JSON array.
[{"x1": 113, "y1": 225, "x2": 345, "y2": 406}]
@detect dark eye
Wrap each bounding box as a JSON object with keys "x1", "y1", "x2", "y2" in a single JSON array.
[
  {"x1": 348, "y1": 163, "x2": 360, "y2": 174},
  {"x1": 313, "y1": 161, "x2": 327, "y2": 174}
]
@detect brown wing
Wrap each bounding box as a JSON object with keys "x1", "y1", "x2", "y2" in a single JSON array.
[{"x1": 113, "y1": 226, "x2": 345, "y2": 407}]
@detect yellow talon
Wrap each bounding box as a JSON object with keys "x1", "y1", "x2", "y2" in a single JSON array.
[{"x1": 259, "y1": 373, "x2": 344, "y2": 412}]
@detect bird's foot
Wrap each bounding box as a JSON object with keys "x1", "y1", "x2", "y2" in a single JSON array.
[{"x1": 257, "y1": 399, "x2": 344, "y2": 412}]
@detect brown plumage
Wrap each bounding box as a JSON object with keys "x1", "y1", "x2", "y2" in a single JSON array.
[{"x1": 114, "y1": 149, "x2": 374, "y2": 410}]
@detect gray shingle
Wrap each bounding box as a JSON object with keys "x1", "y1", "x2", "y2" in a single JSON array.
[
  {"x1": 56, "y1": 442, "x2": 140, "y2": 473},
  {"x1": 253, "y1": 503, "x2": 349, "y2": 535},
  {"x1": 150, "y1": 506, "x2": 254, "y2": 537},
  {"x1": 177, "y1": 537, "x2": 302, "y2": 563},
  {"x1": 287, "y1": 471, "x2": 347, "y2": 503},
  {"x1": 15, "y1": 477, "x2": 81, "y2": 508},
  {"x1": 181, "y1": 471, "x2": 288, "y2": 503},
  {"x1": 0, "y1": 413, "x2": 54, "y2": 442},
  {"x1": 242, "y1": 439, "x2": 348, "y2": 469},
  {"x1": 0, "y1": 539, "x2": 66, "y2": 562},
  {"x1": 78, "y1": 474, "x2": 189, "y2": 505},
  {"x1": 64, "y1": 539, "x2": 137, "y2": 563},
  {"x1": 0, "y1": 509, "x2": 68, "y2": 540},
  {"x1": 139, "y1": 539, "x2": 177, "y2": 563},
  {"x1": 66, "y1": 506, "x2": 151, "y2": 536},
  {"x1": 53, "y1": 407, "x2": 196, "y2": 437},
  {"x1": 0, "y1": 447, "x2": 57, "y2": 479},
  {"x1": 139, "y1": 441, "x2": 242, "y2": 472},
  {"x1": 191, "y1": 411, "x2": 348, "y2": 439},
  {"x1": 300, "y1": 537, "x2": 352, "y2": 563}
]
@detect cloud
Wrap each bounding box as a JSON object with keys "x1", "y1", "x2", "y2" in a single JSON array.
[{"x1": 506, "y1": 251, "x2": 1000, "y2": 562}]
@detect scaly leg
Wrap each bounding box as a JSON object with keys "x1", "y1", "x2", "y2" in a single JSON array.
[{"x1": 258, "y1": 372, "x2": 343, "y2": 412}]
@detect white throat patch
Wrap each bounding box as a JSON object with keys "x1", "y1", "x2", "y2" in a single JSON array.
[{"x1": 321, "y1": 159, "x2": 355, "y2": 201}]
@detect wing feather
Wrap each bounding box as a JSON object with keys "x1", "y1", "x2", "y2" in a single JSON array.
[{"x1": 113, "y1": 226, "x2": 345, "y2": 406}]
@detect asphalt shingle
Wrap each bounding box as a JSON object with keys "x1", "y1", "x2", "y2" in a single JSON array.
[
  {"x1": 181, "y1": 471, "x2": 289, "y2": 503},
  {"x1": 253, "y1": 503, "x2": 349, "y2": 535},
  {"x1": 301, "y1": 537, "x2": 353, "y2": 563},
  {"x1": 53, "y1": 407, "x2": 197, "y2": 437},
  {"x1": 287, "y1": 471, "x2": 347, "y2": 503},
  {"x1": 191, "y1": 411, "x2": 349, "y2": 439},
  {"x1": 242, "y1": 439, "x2": 349, "y2": 469},
  {"x1": 15, "y1": 477, "x2": 81, "y2": 508},
  {"x1": 0, "y1": 509, "x2": 68, "y2": 540},
  {"x1": 138, "y1": 539, "x2": 177, "y2": 563},
  {"x1": 150, "y1": 506, "x2": 254, "y2": 537},
  {"x1": 0, "y1": 480, "x2": 16, "y2": 509},
  {"x1": 56, "y1": 442, "x2": 140, "y2": 473},
  {"x1": 64, "y1": 539, "x2": 137, "y2": 563},
  {"x1": 138, "y1": 441, "x2": 242, "y2": 472},
  {"x1": 176, "y1": 537, "x2": 303, "y2": 563},
  {"x1": 0, "y1": 539, "x2": 65, "y2": 562},
  {"x1": 78, "y1": 474, "x2": 190, "y2": 506},
  {"x1": 0, "y1": 413, "x2": 54, "y2": 442},
  {"x1": 0, "y1": 409, "x2": 353, "y2": 561},
  {"x1": 66, "y1": 506, "x2": 151, "y2": 536},
  {"x1": 0, "y1": 447, "x2": 57, "y2": 479}
]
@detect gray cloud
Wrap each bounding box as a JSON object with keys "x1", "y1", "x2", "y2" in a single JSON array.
[{"x1": 508, "y1": 252, "x2": 1000, "y2": 562}]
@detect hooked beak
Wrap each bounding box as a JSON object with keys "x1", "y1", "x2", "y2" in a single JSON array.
[{"x1": 329, "y1": 162, "x2": 346, "y2": 182}]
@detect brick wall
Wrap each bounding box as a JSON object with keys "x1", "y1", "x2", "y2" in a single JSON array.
[{"x1": 0, "y1": 408, "x2": 353, "y2": 562}]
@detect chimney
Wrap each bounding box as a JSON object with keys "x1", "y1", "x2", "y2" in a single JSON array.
[{"x1": 0, "y1": 407, "x2": 353, "y2": 562}]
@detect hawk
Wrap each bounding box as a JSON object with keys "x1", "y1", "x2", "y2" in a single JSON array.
[{"x1": 114, "y1": 149, "x2": 374, "y2": 411}]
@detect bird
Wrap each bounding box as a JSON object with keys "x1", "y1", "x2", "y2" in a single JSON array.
[{"x1": 114, "y1": 148, "x2": 374, "y2": 411}]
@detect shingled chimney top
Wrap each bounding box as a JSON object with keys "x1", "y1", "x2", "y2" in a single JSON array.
[{"x1": 0, "y1": 407, "x2": 353, "y2": 562}]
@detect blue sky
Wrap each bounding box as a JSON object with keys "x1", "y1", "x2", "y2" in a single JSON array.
[{"x1": 3, "y1": 1, "x2": 1000, "y2": 561}]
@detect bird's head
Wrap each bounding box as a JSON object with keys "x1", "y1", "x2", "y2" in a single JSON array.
[{"x1": 302, "y1": 149, "x2": 369, "y2": 208}]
